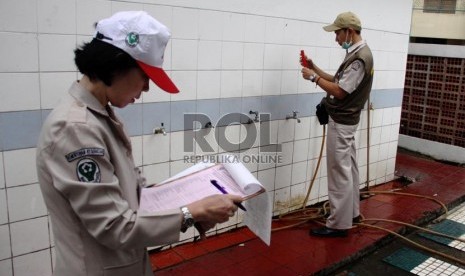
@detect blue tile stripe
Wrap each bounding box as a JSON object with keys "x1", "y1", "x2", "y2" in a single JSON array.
[
  {"x1": 383, "y1": 247, "x2": 430, "y2": 272},
  {"x1": 0, "y1": 88, "x2": 403, "y2": 151},
  {"x1": 419, "y1": 219, "x2": 465, "y2": 246}
]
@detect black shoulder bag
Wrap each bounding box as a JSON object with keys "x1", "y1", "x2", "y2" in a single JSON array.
[{"x1": 316, "y1": 98, "x2": 328, "y2": 125}]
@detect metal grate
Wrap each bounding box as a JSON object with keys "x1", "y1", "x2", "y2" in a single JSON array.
[
  {"x1": 400, "y1": 55, "x2": 465, "y2": 148},
  {"x1": 413, "y1": 0, "x2": 465, "y2": 13}
]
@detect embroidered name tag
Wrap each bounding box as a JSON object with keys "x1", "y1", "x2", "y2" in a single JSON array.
[{"x1": 66, "y1": 148, "x2": 105, "y2": 162}]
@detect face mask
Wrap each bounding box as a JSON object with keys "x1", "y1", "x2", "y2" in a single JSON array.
[{"x1": 342, "y1": 31, "x2": 352, "y2": 50}]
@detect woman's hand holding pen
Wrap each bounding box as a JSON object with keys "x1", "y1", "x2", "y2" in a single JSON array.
[
  {"x1": 188, "y1": 194, "x2": 242, "y2": 222},
  {"x1": 186, "y1": 194, "x2": 243, "y2": 238}
]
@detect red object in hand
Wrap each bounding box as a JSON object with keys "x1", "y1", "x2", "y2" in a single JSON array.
[{"x1": 300, "y1": 50, "x2": 308, "y2": 67}]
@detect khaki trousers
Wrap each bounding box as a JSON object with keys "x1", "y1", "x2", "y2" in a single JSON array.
[{"x1": 326, "y1": 118, "x2": 360, "y2": 230}]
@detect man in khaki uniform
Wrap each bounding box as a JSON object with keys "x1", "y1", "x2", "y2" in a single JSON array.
[
  {"x1": 37, "y1": 11, "x2": 242, "y2": 275},
  {"x1": 301, "y1": 12, "x2": 374, "y2": 237}
]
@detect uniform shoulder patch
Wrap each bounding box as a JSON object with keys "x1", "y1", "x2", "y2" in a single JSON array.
[
  {"x1": 66, "y1": 148, "x2": 105, "y2": 162},
  {"x1": 76, "y1": 158, "x2": 101, "y2": 183},
  {"x1": 351, "y1": 60, "x2": 362, "y2": 71}
]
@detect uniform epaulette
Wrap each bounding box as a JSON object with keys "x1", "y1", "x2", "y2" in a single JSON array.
[{"x1": 67, "y1": 101, "x2": 87, "y2": 123}]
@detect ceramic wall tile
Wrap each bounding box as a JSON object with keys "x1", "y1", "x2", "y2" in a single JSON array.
[
  {"x1": 4, "y1": 149, "x2": 38, "y2": 188},
  {"x1": 0, "y1": 259, "x2": 12, "y2": 276},
  {"x1": 7, "y1": 184, "x2": 47, "y2": 222},
  {"x1": 172, "y1": 7, "x2": 198, "y2": 39},
  {"x1": 40, "y1": 72, "x2": 77, "y2": 110},
  {"x1": 38, "y1": 34, "x2": 76, "y2": 72},
  {"x1": 220, "y1": 71, "x2": 242, "y2": 98},
  {"x1": 0, "y1": 225, "x2": 11, "y2": 260},
  {"x1": 244, "y1": 15, "x2": 266, "y2": 43},
  {"x1": 223, "y1": 13, "x2": 245, "y2": 42},
  {"x1": 130, "y1": 136, "x2": 143, "y2": 167},
  {"x1": 275, "y1": 164, "x2": 292, "y2": 190},
  {"x1": 0, "y1": 0, "x2": 37, "y2": 32},
  {"x1": 143, "y1": 134, "x2": 170, "y2": 165},
  {"x1": 291, "y1": 161, "x2": 308, "y2": 185},
  {"x1": 243, "y1": 43, "x2": 265, "y2": 70},
  {"x1": 0, "y1": 33, "x2": 38, "y2": 72},
  {"x1": 38, "y1": 0, "x2": 75, "y2": 34},
  {"x1": 0, "y1": 154, "x2": 4, "y2": 189},
  {"x1": 198, "y1": 10, "x2": 223, "y2": 40},
  {"x1": 197, "y1": 71, "x2": 221, "y2": 99},
  {"x1": 0, "y1": 73, "x2": 40, "y2": 112},
  {"x1": 142, "y1": 162, "x2": 170, "y2": 186},
  {"x1": 12, "y1": 249, "x2": 52, "y2": 276},
  {"x1": 198, "y1": 41, "x2": 222, "y2": 70},
  {"x1": 222, "y1": 42, "x2": 244, "y2": 70},
  {"x1": 76, "y1": 0, "x2": 111, "y2": 35},
  {"x1": 10, "y1": 217, "x2": 49, "y2": 256}
]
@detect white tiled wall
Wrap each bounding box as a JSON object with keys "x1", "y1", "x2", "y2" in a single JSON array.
[
  {"x1": 0, "y1": 73, "x2": 41, "y2": 112},
  {"x1": 7, "y1": 184, "x2": 47, "y2": 222},
  {"x1": 10, "y1": 217, "x2": 49, "y2": 257},
  {"x1": 0, "y1": 0, "x2": 412, "y2": 274},
  {"x1": 12, "y1": 249, "x2": 52, "y2": 276},
  {"x1": 0, "y1": 153, "x2": 5, "y2": 189},
  {"x1": 0, "y1": 225, "x2": 11, "y2": 260},
  {"x1": 4, "y1": 149, "x2": 38, "y2": 188}
]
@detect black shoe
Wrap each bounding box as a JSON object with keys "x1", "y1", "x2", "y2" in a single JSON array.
[
  {"x1": 310, "y1": 227, "x2": 348, "y2": 237},
  {"x1": 352, "y1": 215, "x2": 362, "y2": 223}
]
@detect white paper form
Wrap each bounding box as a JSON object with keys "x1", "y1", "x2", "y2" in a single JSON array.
[
  {"x1": 140, "y1": 164, "x2": 243, "y2": 211},
  {"x1": 222, "y1": 162, "x2": 263, "y2": 196},
  {"x1": 223, "y1": 162, "x2": 272, "y2": 245},
  {"x1": 243, "y1": 192, "x2": 272, "y2": 245},
  {"x1": 139, "y1": 159, "x2": 272, "y2": 245}
]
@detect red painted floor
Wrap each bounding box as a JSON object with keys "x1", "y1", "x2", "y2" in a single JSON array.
[{"x1": 150, "y1": 150, "x2": 465, "y2": 275}]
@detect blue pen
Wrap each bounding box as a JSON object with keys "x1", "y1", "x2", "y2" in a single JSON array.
[{"x1": 210, "y1": 179, "x2": 247, "y2": 211}]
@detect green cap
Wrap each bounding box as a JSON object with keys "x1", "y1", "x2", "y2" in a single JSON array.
[{"x1": 323, "y1": 12, "x2": 362, "y2": 32}]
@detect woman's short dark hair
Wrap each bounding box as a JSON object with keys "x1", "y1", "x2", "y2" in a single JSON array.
[{"x1": 74, "y1": 39, "x2": 138, "y2": 86}]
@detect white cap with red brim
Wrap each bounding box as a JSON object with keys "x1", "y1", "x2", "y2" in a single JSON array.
[{"x1": 95, "y1": 11, "x2": 179, "y2": 93}]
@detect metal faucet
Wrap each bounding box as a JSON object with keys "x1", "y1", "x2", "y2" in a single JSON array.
[
  {"x1": 248, "y1": 110, "x2": 260, "y2": 124},
  {"x1": 286, "y1": 111, "x2": 301, "y2": 123},
  {"x1": 205, "y1": 121, "x2": 214, "y2": 128},
  {"x1": 153, "y1": 123, "x2": 167, "y2": 135}
]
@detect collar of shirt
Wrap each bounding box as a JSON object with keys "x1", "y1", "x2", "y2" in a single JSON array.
[
  {"x1": 347, "y1": 40, "x2": 366, "y2": 54},
  {"x1": 70, "y1": 81, "x2": 108, "y2": 118}
]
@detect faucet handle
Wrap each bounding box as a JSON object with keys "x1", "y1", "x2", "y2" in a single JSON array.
[
  {"x1": 153, "y1": 123, "x2": 167, "y2": 136},
  {"x1": 249, "y1": 110, "x2": 260, "y2": 122}
]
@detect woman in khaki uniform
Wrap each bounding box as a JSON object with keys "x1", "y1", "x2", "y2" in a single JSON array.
[{"x1": 36, "y1": 11, "x2": 242, "y2": 276}]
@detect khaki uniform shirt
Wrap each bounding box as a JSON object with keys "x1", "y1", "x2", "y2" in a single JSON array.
[
  {"x1": 325, "y1": 41, "x2": 374, "y2": 125},
  {"x1": 336, "y1": 40, "x2": 367, "y2": 94},
  {"x1": 36, "y1": 82, "x2": 181, "y2": 276}
]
